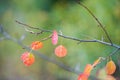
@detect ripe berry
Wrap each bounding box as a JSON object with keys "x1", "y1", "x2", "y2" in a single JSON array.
[
  {"x1": 106, "y1": 60, "x2": 116, "y2": 75},
  {"x1": 55, "y1": 45, "x2": 67, "y2": 57},
  {"x1": 78, "y1": 73, "x2": 88, "y2": 80},
  {"x1": 21, "y1": 52, "x2": 35, "y2": 66},
  {"x1": 31, "y1": 41, "x2": 43, "y2": 50}
]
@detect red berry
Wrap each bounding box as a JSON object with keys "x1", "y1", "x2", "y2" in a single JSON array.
[
  {"x1": 78, "y1": 73, "x2": 88, "y2": 80},
  {"x1": 21, "y1": 52, "x2": 35, "y2": 66},
  {"x1": 55, "y1": 45, "x2": 67, "y2": 57}
]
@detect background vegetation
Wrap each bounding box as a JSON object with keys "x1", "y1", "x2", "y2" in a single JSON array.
[{"x1": 0, "y1": 0, "x2": 120, "y2": 80}]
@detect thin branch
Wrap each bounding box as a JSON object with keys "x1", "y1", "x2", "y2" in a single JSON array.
[
  {"x1": 16, "y1": 20, "x2": 120, "y2": 49},
  {"x1": 15, "y1": 20, "x2": 51, "y2": 33},
  {"x1": 40, "y1": 34, "x2": 52, "y2": 41},
  {"x1": 0, "y1": 37, "x2": 6, "y2": 41},
  {"x1": 77, "y1": 2, "x2": 113, "y2": 45},
  {"x1": 109, "y1": 48, "x2": 120, "y2": 56}
]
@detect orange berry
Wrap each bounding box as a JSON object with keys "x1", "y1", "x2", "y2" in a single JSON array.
[
  {"x1": 21, "y1": 52, "x2": 35, "y2": 66},
  {"x1": 55, "y1": 45, "x2": 67, "y2": 57},
  {"x1": 83, "y1": 64, "x2": 93, "y2": 76},
  {"x1": 92, "y1": 57, "x2": 101, "y2": 67},
  {"x1": 106, "y1": 60, "x2": 116, "y2": 75},
  {"x1": 31, "y1": 41, "x2": 43, "y2": 50},
  {"x1": 78, "y1": 73, "x2": 88, "y2": 80}
]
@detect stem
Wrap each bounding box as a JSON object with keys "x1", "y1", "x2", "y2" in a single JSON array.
[
  {"x1": 16, "y1": 20, "x2": 120, "y2": 49},
  {"x1": 15, "y1": 20, "x2": 51, "y2": 33},
  {"x1": 77, "y1": 2, "x2": 113, "y2": 45},
  {"x1": 109, "y1": 48, "x2": 120, "y2": 56}
]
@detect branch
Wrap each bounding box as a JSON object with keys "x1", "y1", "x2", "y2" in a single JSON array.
[
  {"x1": 0, "y1": 25, "x2": 80, "y2": 75},
  {"x1": 77, "y1": 1, "x2": 113, "y2": 46},
  {"x1": 15, "y1": 20, "x2": 51, "y2": 33},
  {"x1": 1, "y1": 24, "x2": 118, "y2": 79},
  {"x1": 16, "y1": 20, "x2": 120, "y2": 49},
  {"x1": 109, "y1": 48, "x2": 120, "y2": 56},
  {"x1": 0, "y1": 37, "x2": 6, "y2": 41}
]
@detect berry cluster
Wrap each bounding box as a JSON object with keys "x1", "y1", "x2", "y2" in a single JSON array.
[
  {"x1": 21, "y1": 30, "x2": 67, "y2": 66},
  {"x1": 21, "y1": 41, "x2": 43, "y2": 66},
  {"x1": 78, "y1": 58, "x2": 116, "y2": 80},
  {"x1": 20, "y1": 30, "x2": 116, "y2": 80}
]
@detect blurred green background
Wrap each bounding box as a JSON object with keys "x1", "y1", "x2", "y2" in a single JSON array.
[{"x1": 0, "y1": 0, "x2": 120, "y2": 80}]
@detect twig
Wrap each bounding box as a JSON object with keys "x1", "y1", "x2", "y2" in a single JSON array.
[
  {"x1": 109, "y1": 48, "x2": 120, "y2": 56},
  {"x1": 99, "y1": 48, "x2": 120, "y2": 62},
  {"x1": 0, "y1": 37, "x2": 6, "y2": 41},
  {"x1": 40, "y1": 34, "x2": 52, "y2": 41},
  {"x1": 15, "y1": 20, "x2": 51, "y2": 33},
  {"x1": 16, "y1": 20, "x2": 120, "y2": 49},
  {"x1": 77, "y1": 2, "x2": 113, "y2": 45}
]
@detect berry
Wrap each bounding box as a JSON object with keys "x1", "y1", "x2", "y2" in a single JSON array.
[
  {"x1": 55, "y1": 45, "x2": 67, "y2": 57},
  {"x1": 52, "y1": 30, "x2": 58, "y2": 45},
  {"x1": 31, "y1": 41, "x2": 43, "y2": 50},
  {"x1": 106, "y1": 60, "x2": 116, "y2": 75},
  {"x1": 21, "y1": 52, "x2": 35, "y2": 66}
]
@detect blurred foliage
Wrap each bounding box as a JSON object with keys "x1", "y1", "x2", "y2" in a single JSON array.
[{"x1": 0, "y1": 0, "x2": 120, "y2": 80}]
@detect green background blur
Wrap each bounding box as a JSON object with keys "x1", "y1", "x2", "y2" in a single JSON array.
[{"x1": 0, "y1": 0, "x2": 120, "y2": 80}]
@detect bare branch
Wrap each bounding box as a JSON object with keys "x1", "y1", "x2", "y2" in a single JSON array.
[
  {"x1": 15, "y1": 20, "x2": 120, "y2": 59},
  {"x1": 15, "y1": 20, "x2": 51, "y2": 33},
  {"x1": 40, "y1": 34, "x2": 52, "y2": 41},
  {"x1": 20, "y1": 34, "x2": 26, "y2": 41},
  {"x1": 109, "y1": 48, "x2": 120, "y2": 56},
  {"x1": 0, "y1": 37, "x2": 6, "y2": 41},
  {"x1": 77, "y1": 2, "x2": 113, "y2": 45},
  {"x1": 16, "y1": 20, "x2": 120, "y2": 49}
]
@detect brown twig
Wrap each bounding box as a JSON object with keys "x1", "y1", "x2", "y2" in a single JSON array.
[
  {"x1": 16, "y1": 20, "x2": 120, "y2": 49},
  {"x1": 15, "y1": 20, "x2": 51, "y2": 33},
  {"x1": 77, "y1": 2, "x2": 113, "y2": 46},
  {"x1": 109, "y1": 48, "x2": 120, "y2": 56},
  {"x1": 40, "y1": 34, "x2": 52, "y2": 41}
]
